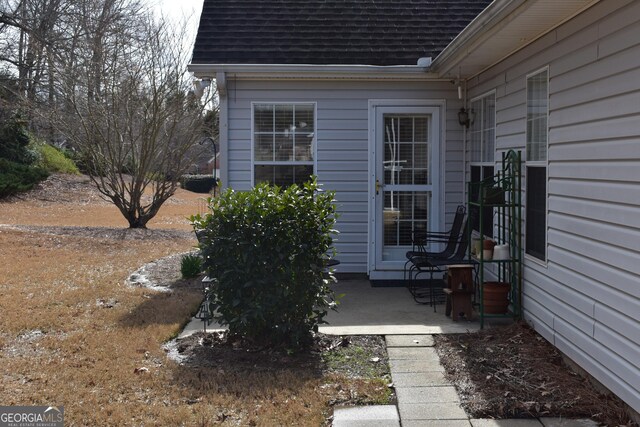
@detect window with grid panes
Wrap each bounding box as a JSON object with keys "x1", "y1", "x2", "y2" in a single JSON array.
[
  {"x1": 468, "y1": 93, "x2": 496, "y2": 237},
  {"x1": 525, "y1": 69, "x2": 548, "y2": 261},
  {"x1": 253, "y1": 103, "x2": 315, "y2": 186}
]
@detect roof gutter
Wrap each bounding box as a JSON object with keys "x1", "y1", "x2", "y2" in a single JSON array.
[
  {"x1": 430, "y1": 0, "x2": 527, "y2": 77},
  {"x1": 188, "y1": 62, "x2": 441, "y2": 80}
]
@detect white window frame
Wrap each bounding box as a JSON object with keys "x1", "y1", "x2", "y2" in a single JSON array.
[
  {"x1": 524, "y1": 67, "x2": 549, "y2": 266},
  {"x1": 468, "y1": 90, "x2": 496, "y2": 168},
  {"x1": 468, "y1": 90, "x2": 497, "y2": 238},
  {"x1": 250, "y1": 102, "x2": 318, "y2": 186}
]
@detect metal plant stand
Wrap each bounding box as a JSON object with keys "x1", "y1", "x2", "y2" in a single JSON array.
[{"x1": 468, "y1": 150, "x2": 522, "y2": 328}]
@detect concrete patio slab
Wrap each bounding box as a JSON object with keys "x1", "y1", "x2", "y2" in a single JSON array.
[
  {"x1": 320, "y1": 280, "x2": 480, "y2": 335},
  {"x1": 391, "y1": 371, "x2": 449, "y2": 386},
  {"x1": 180, "y1": 279, "x2": 482, "y2": 338},
  {"x1": 395, "y1": 386, "x2": 460, "y2": 403},
  {"x1": 386, "y1": 335, "x2": 435, "y2": 347},
  {"x1": 470, "y1": 419, "x2": 543, "y2": 426},
  {"x1": 332, "y1": 405, "x2": 400, "y2": 427},
  {"x1": 398, "y1": 402, "x2": 468, "y2": 420}
]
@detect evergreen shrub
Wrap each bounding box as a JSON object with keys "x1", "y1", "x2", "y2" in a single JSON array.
[
  {"x1": 181, "y1": 174, "x2": 217, "y2": 193},
  {"x1": 37, "y1": 144, "x2": 79, "y2": 174},
  {"x1": 0, "y1": 158, "x2": 49, "y2": 198},
  {"x1": 192, "y1": 179, "x2": 339, "y2": 349}
]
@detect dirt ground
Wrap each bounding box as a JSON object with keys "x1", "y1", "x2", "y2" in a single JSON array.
[
  {"x1": 0, "y1": 174, "x2": 389, "y2": 426},
  {"x1": 435, "y1": 323, "x2": 637, "y2": 426}
]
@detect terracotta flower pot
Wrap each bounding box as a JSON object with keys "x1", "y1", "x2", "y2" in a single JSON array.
[
  {"x1": 483, "y1": 239, "x2": 496, "y2": 250},
  {"x1": 482, "y1": 239, "x2": 496, "y2": 259},
  {"x1": 483, "y1": 281, "x2": 511, "y2": 314}
]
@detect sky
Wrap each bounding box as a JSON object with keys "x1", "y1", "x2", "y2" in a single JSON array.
[
  {"x1": 150, "y1": 0, "x2": 204, "y2": 66},
  {"x1": 154, "y1": 0, "x2": 204, "y2": 49},
  {"x1": 156, "y1": 0, "x2": 204, "y2": 22}
]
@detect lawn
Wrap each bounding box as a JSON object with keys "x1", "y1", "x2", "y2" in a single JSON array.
[{"x1": 0, "y1": 174, "x2": 389, "y2": 426}]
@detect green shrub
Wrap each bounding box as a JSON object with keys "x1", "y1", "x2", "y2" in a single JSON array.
[
  {"x1": 36, "y1": 144, "x2": 79, "y2": 174},
  {"x1": 192, "y1": 178, "x2": 339, "y2": 349},
  {"x1": 0, "y1": 158, "x2": 49, "y2": 198},
  {"x1": 0, "y1": 114, "x2": 35, "y2": 165},
  {"x1": 180, "y1": 253, "x2": 202, "y2": 278},
  {"x1": 181, "y1": 174, "x2": 217, "y2": 193}
]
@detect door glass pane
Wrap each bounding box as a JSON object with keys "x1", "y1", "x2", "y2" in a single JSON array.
[
  {"x1": 383, "y1": 115, "x2": 429, "y2": 186},
  {"x1": 382, "y1": 190, "x2": 430, "y2": 261},
  {"x1": 380, "y1": 113, "x2": 432, "y2": 263}
]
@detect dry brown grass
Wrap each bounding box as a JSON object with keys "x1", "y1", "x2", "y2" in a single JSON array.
[{"x1": 0, "y1": 175, "x2": 387, "y2": 426}]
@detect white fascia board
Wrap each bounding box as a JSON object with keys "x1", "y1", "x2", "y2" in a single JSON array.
[
  {"x1": 430, "y1": 0, "x2": 527, "y2": 77},
  {"x1": 431, "y1": 0, "x2": 600, "y2": 79},
  {"x1": 188, "y1": 63, "x2": 442, "y2": 81}
]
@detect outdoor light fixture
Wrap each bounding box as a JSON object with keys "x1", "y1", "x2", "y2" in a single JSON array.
[{"x1": 458, "y1": 107, "x2": 475, "y2": 128}]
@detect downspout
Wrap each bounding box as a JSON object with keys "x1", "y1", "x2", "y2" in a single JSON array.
[
  {"x1": 216, "y1": 71, "x2": 228, "y2": 190},
  {"x1": 461, "y1": 78, "x2": 468, "y2": 206}
]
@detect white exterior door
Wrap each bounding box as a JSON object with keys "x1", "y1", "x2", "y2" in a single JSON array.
[{"x1": 369, "y1": 103, "x2": 441, "y2": 279}]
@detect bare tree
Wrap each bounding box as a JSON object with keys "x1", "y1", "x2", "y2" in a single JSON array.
[{"x1": 57, "y1": 11, "x2": 212, "y2": 228}]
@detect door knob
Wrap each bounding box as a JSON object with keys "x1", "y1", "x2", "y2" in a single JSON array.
[{"x1": 376, "y1": 179, "x2": 382, "y2": 195}]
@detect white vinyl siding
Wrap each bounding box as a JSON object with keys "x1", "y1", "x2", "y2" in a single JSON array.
[
  {"x1": 225, "y1": 80, "x2": 464, "y2": 273},
  {"x1": 466, "y1": 0, "x2": 640, "y2": 413}
]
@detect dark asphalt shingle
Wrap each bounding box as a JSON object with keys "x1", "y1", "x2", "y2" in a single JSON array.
[{"x1": 192, "y1": 0, "x2": 492, "y2": 66}]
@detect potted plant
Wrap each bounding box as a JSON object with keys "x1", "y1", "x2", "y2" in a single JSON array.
[
  {"x1": 482, "y1": 239, "x2": 496, "y2": 260},
  {"x1": 483, "y1": 281, "x2": 511, "y2": 314}
]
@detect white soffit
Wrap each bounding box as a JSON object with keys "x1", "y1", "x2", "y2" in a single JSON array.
[{"x1": 432, "y1": 0, "x2": 600, "y2": 79}]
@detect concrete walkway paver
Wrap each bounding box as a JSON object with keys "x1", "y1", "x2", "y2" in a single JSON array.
[
  {"x1": 470, "y1": 419, "x2": 543, "y2": 426},
  {"x1": 395, "y1": 386, "x2": 460, "y2": 404},
  {"x1": 385, "y1": 335, "x2": 435, "y2": 347},
  {"x1": 403, "y1": 421, "x2": 472, "y2": 427},
  {"x1": 332, "y1": 405, "x2": 400, "y2": 427},
  {"x1": 399, "y1": 402, "x2": 469, "y2": 420},
  {"x1": 389, "y1": 358, "x2": 445, "y2": 373},
  {"x1": 391, "y1": 371, "x2": 448, "y2": 386},
  {"x1": 387, "y1": 346, "x2": 441, "y2": 361}
]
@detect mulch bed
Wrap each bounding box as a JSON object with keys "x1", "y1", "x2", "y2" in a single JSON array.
[
  {"x1": 170, "y1": 332, "x2": 389, "y2": 378},
  {"x1": 435, "y1": 323, "x2": 637, "y2": 426}
]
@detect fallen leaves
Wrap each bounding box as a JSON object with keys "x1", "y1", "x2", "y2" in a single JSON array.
[{"x1": 434, "y1": 323, "x2": 636, "y2": 426}]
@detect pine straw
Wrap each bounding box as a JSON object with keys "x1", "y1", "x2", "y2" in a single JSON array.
[{"x1": 434, "y1": 323, "x2": 636, "y2": 426}]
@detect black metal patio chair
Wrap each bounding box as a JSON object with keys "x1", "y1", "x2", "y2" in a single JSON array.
[
  {"x1": 409, "y1": 218, "x2": 478, "y2": 310},
  {"x1": 403, "y1": 205, "x2": 466, "y2": 281}
]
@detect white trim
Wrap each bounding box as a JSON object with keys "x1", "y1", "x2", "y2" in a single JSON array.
[
  {"x1": 250, "y1": 102, "x2": 318, "y2": 187},
  {"x1": 524, "y1": 66, "x2": 549, "y2": 266},
  {"x1": 218, "y1": 83, "x2": 229, "y2": 190},
  {"x1": 430, "y1": 0, "x2": 600, "y2": 79},
  {"x1": 466, "y1": 90, "x2": 497, "y2": 239},
  {"x1": 189, "y1": 63, "x2": 438, "y2": 81},
  {"x1": 366, "y1": 99, "x2": 445, "y2": 278},
  {"x1": 468, "y1": 90, "x2": 497, "y2": 166}
]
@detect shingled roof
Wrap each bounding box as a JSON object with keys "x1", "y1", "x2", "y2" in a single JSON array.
[{"x1": 191, "y1": 0, "x2": 492, "y2": 66}]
